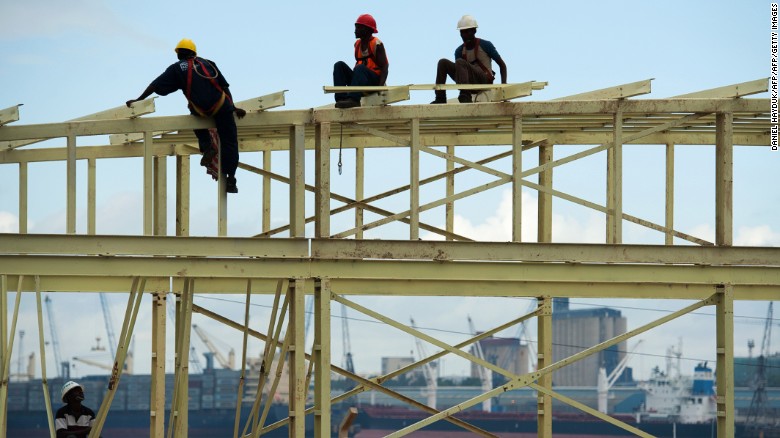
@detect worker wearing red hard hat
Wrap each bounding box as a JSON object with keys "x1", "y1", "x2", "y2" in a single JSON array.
[
  {"x1": 431, "y1": 15, "x2": 508, "y2": 104},
  {"x1": 333, "y1": 14, "x2": 389, "y2": 108},
  {"x1": 126, "y1": 39, "x2": 246, "y2": 193}
]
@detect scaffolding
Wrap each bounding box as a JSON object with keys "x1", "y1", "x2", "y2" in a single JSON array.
[{"x1": 0, "y1": 78, "x2": 775, "y2": 437}]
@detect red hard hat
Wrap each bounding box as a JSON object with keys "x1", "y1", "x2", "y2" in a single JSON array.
[{"x1": 355, "y1": 14, "x2": 378, "y2": 33}]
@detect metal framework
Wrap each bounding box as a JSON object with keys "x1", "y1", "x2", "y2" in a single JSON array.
[{"x1": 0, "y1": 78, "x2": 775, "y2": 438}]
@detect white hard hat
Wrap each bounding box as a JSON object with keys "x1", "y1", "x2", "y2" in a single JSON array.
[
  {"x1": 457, "y1": 14, "x2": 478, "y2": 30},
  {"x1": 61, "y1": 380, "x2": 83, "y2": 402}
]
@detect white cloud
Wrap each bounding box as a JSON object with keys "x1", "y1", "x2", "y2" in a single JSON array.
[
  {"x1": 424, "y1": 189, "x2": 605, "y2": 243},
  {"x1": 735, "y1": 225, "x2": 780, "y2": 246},
  {"x1": 0, "y1": 211, "x2": 19, "y2": 232}
]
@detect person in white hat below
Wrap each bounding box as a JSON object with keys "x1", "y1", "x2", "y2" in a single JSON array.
[
  {"x1": 431, "y1": 15, "x2": 508, "y2": 104},
  {"x1": 55, "y1": 380, "x2": 97, "y2": 438}
]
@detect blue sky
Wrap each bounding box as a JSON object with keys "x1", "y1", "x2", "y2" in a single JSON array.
[{"x1": 0, "y1": 1, "x2": 777, "y2": 383}]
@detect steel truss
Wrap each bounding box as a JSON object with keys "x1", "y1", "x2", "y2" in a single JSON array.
[{"x1": 0, "y1": 78, "x2": 774, "y2": 438}]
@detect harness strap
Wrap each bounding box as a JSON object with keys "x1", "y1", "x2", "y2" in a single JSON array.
[
  {"x1": 462, "y1": 38, "x2": 495, "y2": 83},
  {"x1": 185, "y1": 58, "x2": 229, "y2": 117}
]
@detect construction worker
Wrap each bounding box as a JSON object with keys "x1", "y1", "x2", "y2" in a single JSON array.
[
  {"x1": 333, "y1": 14, "x2": 389, "y2": 108},
  {"x1": 126, "y1": 38, "x2": 246, "y2": 193},
  {"x1": 431, "y1": 15, "x2": 508, "y2": 104},
  {"x1": 56, "y1": 380, "x2": 98, "y2": 438}
]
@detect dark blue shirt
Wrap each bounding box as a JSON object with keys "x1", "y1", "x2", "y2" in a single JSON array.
[{"x1": 150, "y1": 57, "x2": 231, "y2": 114}]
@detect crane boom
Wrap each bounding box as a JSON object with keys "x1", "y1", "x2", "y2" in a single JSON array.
[
  {"x1": 746, "y1": 302, "x2": 774, "y2": 432},
  {"x1": 44, "y1": 296, "x2": 66, "y2": 378},
  {"x1": 411, "y1": 317, "x2": 437, "y2": 409},
  {"x1": 72, "y1": 356, "x2": 114, "y2": 372},
  {"x1": 99, "y1": 293, "x2": 118, "y2": 359},
  {"x1": 193, "y1": 324, "x2": 235, "y2": 369},
  {"x1": 467, "y1": 315, "x2": 492, "y2": 412}
]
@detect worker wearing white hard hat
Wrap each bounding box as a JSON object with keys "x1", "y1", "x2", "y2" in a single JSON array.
[
  {"x1": 55, "y1": 380, "x2": 100, "y2": 437},
  {"x1": 431, "y1": 15, "x2": 508, "y2": 104}
]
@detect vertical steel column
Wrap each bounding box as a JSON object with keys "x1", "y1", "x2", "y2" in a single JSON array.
[
  {"x1": 66, "y1": 134, "x2": 77, "y2": 234},
  {"x1": 263, "y1": 151, "x2": 272, "y2": 234},
  {"x1": 445, "y1": 145, "x2": 455, "y2": 240},
  {"x1": 538, "y1": 143, "x2": 553, "y2": 243},
  {"x1": 410, "y1": 118, "x2": 420, "y2": 240},
  {"x1": 607, "y1": 110, "x2": 623, "y2": 244},
  {"x1": 0, "y1": 276, "x2": 5, "y2": 438},
  {"x1": 218, "y1": 145, "x2": 228, "y2": 237},
  {"x1": 18, "y1": 163, "x2": 27, "y2": 234},
  {"x1": 34, "y1": 277, "x2": 56, "y2": 438},
  {"x1": 176, "y1": 156, "x2": 190, "y2": 237},
  {"x1": 288, "y1": 279, "x2": 307, "y2": 437},
  {"x1": 88, "y1": 158, "x2": 96, "y2": 235},
  {"x1": 715, "y1": 284, "x2": 734, "y2": 438},
  {"x1": 0, "y1": 276, "x2": 22, "y2": 435},
  {"x1": 355, "y1": 148, "x2": 365, "y2": 239},
  {"x1": 314, "y1": 278, "x2": 332, "y2": 437},
  {"x1": 315, "y1": 122, "x2": 331, "y2": 237},
  {"x1": 665, "y1": 143, "x2": 674, "y2": 246},
  {"x1": 715, "y1": 112, "x2": 733, "y2": 246},
  {"x1": 143, "y1": 132, "x2": 154, "y2": 236},
  {"x1": 512, "y1": 115, "x2": 523, "y2": 242},
  {"x1": 154, "y1": 157, "x2": 167, "y2": 236},
  {"x1": 150, "y1": 292, "x2": 166, "y2": 438},
  {"x1": 290, "y1": 125, "x2": 306, "y2": 237},
  {"x1": 537, "y1": 296, "x2": 552, "y2": 438}
]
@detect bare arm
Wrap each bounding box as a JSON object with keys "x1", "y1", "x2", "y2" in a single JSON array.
[
  {"x1": 375, "y1": 43, "x2": 389, "y2": 86},
  {"x1": 126, "y1": 85, "x2": 155, "y2": 107},
  {"x1": 495, "y1": 56, "x2": 507, "y2": 84}
]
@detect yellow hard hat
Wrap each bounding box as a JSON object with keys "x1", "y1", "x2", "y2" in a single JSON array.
[{"x1": 175, "y1": 38, "x2": 197, "y2": 54}]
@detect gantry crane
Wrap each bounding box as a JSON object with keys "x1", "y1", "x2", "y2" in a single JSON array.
[
  {"x1": 467, "y1": 315, "x2": 492, "y2": 412},
  {"x1": 410, "y1": 317, "x2": 437, "y2": 409},
  {"x1": 597, "y1": 340, "x2": 642, "y2": 414},
  {"x1": 193, "y1": 324, "x2": 235, "y2": 369},
  {"x1": 98, "y1": 293, "x2": 118, "y2": 359},
  {"x1": 746, "y1": 302, "x2": 775, "y2": 434},
  {"x1": 44, "y1": 295, "x2": 69, "y2": 379}
]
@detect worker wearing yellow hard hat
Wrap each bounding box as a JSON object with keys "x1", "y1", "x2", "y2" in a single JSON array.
[
  {"x1": 431, "y1": 15, "x2": 508, "y2": 104},
  {"x1": 126, "y1": 38, "x2": 246, "y2": 193},
  {"x1": 332, "y1": 14, "x2": 389, "y2": 108}
]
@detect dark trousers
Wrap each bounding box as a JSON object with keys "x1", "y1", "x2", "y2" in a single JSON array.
[
  {"x1": 333, "y1": 61, "x2": 380, "y2": 102},
  {"x1": 193, "y1": 104, "x2": 239, "y2": 178},
  {"x1": 435, "y1": 58, "x2": 491, "y2": 99}
]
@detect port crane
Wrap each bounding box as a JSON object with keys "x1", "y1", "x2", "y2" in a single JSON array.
[
  {"x1": 193, "y1": 324, "x2": 235, "y2": 369},
  {"x1": 597, "y1": 340, "x2": 642, "y2": 414},
  {"x1": 410, "y1": 317, "x2": 437, "y2": 409},
  {"x1": 746, "y1": 301, "x2": 776, "y2": 434},
  {"x1": 467, "y1": 315, "x2": 492, "y2": 412},
  {"x1": 44, "y1": 295, "x2": 69, "y2": 379}
]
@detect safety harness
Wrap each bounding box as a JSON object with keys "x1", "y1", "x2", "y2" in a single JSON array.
[
  {"x1": 354, "y1": 37, "x2": 387, "y2": 76},
  {"x1": 461, "y1": 38, "x2": 495, "y2": 83},
  {"x1": 185, "y1": 57, "x2": 232, "y2": 117}
]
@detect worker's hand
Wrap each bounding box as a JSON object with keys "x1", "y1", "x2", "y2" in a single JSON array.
[
  {"x1": 125, "y1": 99, "x2": 137, "y2": 108},
  {"x1": 234, "y1": 107, "x2": 247, "y2": 119}
]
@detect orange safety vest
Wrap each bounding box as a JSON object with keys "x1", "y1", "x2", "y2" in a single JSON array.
[{"x1": 354, "y1": 37, "x2": 387, "y2": 76}]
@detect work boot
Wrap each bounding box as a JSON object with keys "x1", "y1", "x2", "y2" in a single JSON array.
[
  {"x1": 226, "y1": 176, "x2": 238, "y2": 194},
  {"x1": 200, "y1": 148, "x2": 215, "y2": 167},
  {"x1": 430, "y1": 91, "x2": 447, "y2": 104},
  {"x1": 458, "y1": 93, "x2": 473, "y2": 104},
  {"x1": 335, "y1": 99, "x2": 361, "y2": 109}
]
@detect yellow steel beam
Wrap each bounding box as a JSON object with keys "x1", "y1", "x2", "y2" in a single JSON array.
[
  {"x1": 0, "y1": 105, "x2": 21, "y2": 127},
  {"x1": 673, "y1": 78, "x2": 769, "y2": 98},
  {"x1": 554, "y1": 79, "x2": 653, "y2": 100}
]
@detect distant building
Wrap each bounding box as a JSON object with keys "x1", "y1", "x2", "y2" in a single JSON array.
[
  {"x1": 470, "y1": 337, "x2": 530, "y2": 385},
  {"x1": 552, "y1": 298, "x2": 628, "y2": 387},
  {"x1": 381, "y1": 356, "x2": 421, "y2": 378}
]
